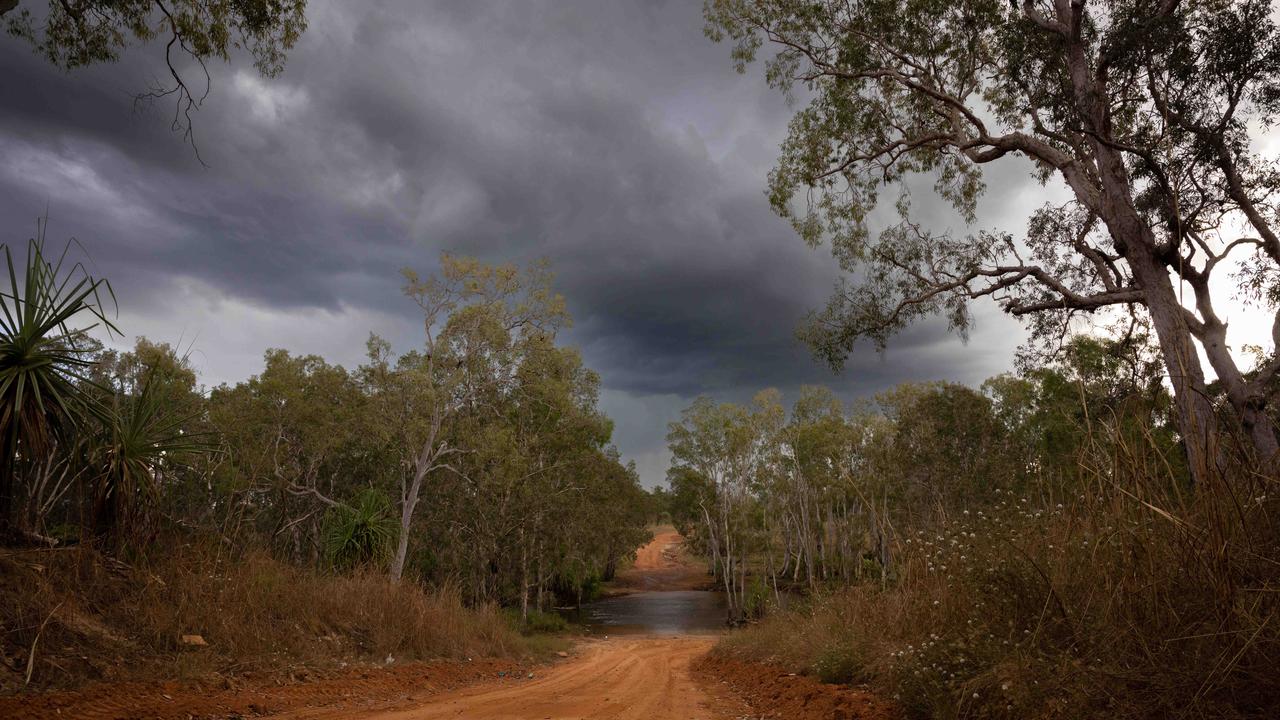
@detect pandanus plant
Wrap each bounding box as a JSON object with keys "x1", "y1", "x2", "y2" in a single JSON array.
[
  {"x1": 0, "y1": 220, "x2": 117, "y2": 532},
  {"x1": 92, "y1": 368, "x2": 210, "y2": 543},
  {"x1": 322, "y1": 487, "x2": 399, "y2": 571}
]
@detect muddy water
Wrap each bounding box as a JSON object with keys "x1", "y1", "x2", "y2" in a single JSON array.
[{"x1": 566, "y1": 590, "x2": 729, "y2": 635}]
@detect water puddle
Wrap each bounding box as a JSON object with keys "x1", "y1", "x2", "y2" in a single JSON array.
[{"x1": 563, "y1": 590, "x2": 728, "y2": 635}]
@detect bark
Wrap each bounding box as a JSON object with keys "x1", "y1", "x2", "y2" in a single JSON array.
[
  {"x1": 389, "y1": 470, "x2": 422, "y2": 581},
  {"x1": 519, "y1": 537, "x2": 529, "y2": 622},
  {"x1": 1062, "y1": 21, "x2": 1223, "y2": 483},
  {"x1": 1194, "y1": 308, "x2": 1280, "y2": 468},
  {"x1": 0, "y1": 440, "x2": 14, "y2": 531},
  {"x1": 1124, "y1": 241, "x2": 1222, "y2": 482}
]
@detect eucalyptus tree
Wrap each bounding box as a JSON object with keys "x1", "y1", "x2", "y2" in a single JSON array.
[
  {"x1": 387, "y1": 255, "x2": 568, "y2": 582},
  {"x1": 777, "y1": 386, "x2": 855, "y2": 587},
  {"x1": 996, "y1": 332, "x2": 1182, "y2": 484},
  {"x1": 705, "y1": 0, "x2": 1280, "y2": 479},
  {"x1": 875, "y1": 381, "x2": 1011, "y2": 515},
  {"x1": 502, "y1": 338, "x2": 612, "y2": 616},
  {"x1": 207, "y1": 349, "x2": 363, "y2": 560},
  {"x1": 668, "y1": 393, "x2": 780, "y2": 619}
]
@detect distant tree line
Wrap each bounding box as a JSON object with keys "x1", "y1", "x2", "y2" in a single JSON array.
[
  {"x1": 664, "y1": 331, "x2": 1201, "y2": 621},
  {"x1": 0, "y1": 232, "x2": 652, "y2": 617}
]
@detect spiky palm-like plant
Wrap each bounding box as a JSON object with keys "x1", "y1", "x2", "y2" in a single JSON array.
[
  {"x1": 323, "y1": 488, "x2": 399, "y2": 571},
  {"x1": 0, "y1": 222, "x2": 117, "y2": 529},
  {"x1": 93, "y1": 370, "x2": 209, "y2": 542}
]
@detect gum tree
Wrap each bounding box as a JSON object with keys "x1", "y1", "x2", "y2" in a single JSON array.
[
  {"x1": 705, "y1": 0, "x2": 1280, "y2": 479},
  {"x1": 383, "y1": 256, "x2": 568, "y2": 581}
]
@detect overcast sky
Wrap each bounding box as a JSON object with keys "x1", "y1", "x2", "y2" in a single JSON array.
[{"x1": 5, "y1": 0, "x2": 1271, "y2": 487}]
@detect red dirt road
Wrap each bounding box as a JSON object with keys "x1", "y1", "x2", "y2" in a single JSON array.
[
  {"x1": 609, "y1": 525, "x2": 713, "y2": 593},
  {"x1": 274, "y1": 636, "x2": 745, "y2": 720}
]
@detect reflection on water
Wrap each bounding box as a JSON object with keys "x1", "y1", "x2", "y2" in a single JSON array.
[{"x1": 565, "y1": 591, "x2": 728, "y2": 635}]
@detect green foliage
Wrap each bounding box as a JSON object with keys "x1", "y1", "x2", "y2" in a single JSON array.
[
  {"x1": 3, "y1": 0, "x2": 308, "y2": 158},
  {"x1": 505, "y1": 608, "x2": 569, "y2": 635},
  {"x1": 669, "y1": 329, "x2": 1184, "y2": 599},
  {"x1": 812, "y1": 642, "x2": 865, "y2": 685},
  {"x1": 703, "y1": 0, "x2": 1280, "y2": 475},
  {"x1": 195, "y1": 254, "x2": 651, "y2": 608},
  {"x1": 322, "y1": 488, "x2": 398, "y2": 572},
  {"x1": 742, "y1": 575, "x2": 772, "y2": 619},
  {"x1": 4, "y1": 0, "x2": 307, "y2": 74},
  {"x1": 91, "y1": 368, "x2": 210, "y2": 541},
  {"x1": 0, "y1": 226, "x2": 116, "y2": 526}
]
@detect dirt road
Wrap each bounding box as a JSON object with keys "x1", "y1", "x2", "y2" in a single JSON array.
[
  {"x1": 276, "y1": 636, "x2": 743, "y2": 720},
  {"x1": 273, "y1": 528, "x2": 739, "y2": 720},
  {"x1": 609, "y1": 525, "x2": 712, "y2": 593},
  {"x1": 0, "y1": 527, "x2": 897, "y2": 719}
]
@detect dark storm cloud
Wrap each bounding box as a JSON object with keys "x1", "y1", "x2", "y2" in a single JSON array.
[{"x1": 0, "y1": 0, "x2": 1030, "y2": 484}]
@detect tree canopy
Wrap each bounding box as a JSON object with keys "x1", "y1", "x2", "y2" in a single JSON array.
[{"x1": 705, "y1": 0, "x2": 1280, "y2": 479}]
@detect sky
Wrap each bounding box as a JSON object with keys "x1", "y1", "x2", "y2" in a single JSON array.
[{"x1": 2, "y1": 0, "x2": 1271, "y2": 487}]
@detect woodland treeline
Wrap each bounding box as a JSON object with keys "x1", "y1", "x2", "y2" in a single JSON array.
[
  {"x1": 665, "y1": 332, "x2": 1197, "y2": 618},
  {"x1": 1, "y1": 238, "x2": 652, "y2": 616},
  {"x1": 671, "y1": 327, "x2": 1280, "y2": 716}
]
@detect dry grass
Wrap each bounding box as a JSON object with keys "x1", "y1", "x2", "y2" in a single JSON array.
[
  {"x1": 717, "y1": 433, "x2": 1280, "y2": 719},
  {"x1": 0, "y1": 538, "x2": 534, "y2": 692}
]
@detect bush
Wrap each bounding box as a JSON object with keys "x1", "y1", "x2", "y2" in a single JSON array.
[{"x1": 322, "y1": 488, "x2": 399, "y2": 571}]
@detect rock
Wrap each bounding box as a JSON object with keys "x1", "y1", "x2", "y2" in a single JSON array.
[
  {"x1": 179, "y1": 634, "x2": 207, "y2": 647},
  {"x1": 527, "y1": 672, "x2": 535, "y2": 679},
  {"x1": 556, "y1": 651, "x2": 569, "y2": 658}
]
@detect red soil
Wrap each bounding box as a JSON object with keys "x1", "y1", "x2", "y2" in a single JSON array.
[
  {"x1": 0, "y1": 657, "x2": 531, "y2": 720},
  {"x1": 608, "y1": 525, "x2": 714, "y2": 593},
  {"x1": 693, "y1": 653, "x2": 902, "y2": 720}
]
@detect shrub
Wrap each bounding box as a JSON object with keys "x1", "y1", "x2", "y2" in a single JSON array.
[
  {"x1": 322, "y1": 488, "x2": 398, "y2": 571},
  {"x1": 505, "y1": 608, "x2": 569, "y2": 635}
]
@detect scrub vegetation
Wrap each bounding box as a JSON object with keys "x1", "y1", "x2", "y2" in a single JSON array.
[
  {"x1": 3, "y1": 0, "x2": 1280, "y2": 716},
  {"x1": 668, "y1": 335, "x2": 1278, "y2": 718},
  {"x1": 0, "y1": 234, "x2": 653, "y2": 690}
]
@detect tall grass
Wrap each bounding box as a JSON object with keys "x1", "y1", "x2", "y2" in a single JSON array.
[
  {"x1": 716, "y1": 423, "x2": 1280, "y2": 719},
  {"x1": 2, "y1": 537, "x2": 532, "y2": 689}
]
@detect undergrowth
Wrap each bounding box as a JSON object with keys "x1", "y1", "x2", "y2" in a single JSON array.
[
  {"x1": 716, "y1": 434, "x2": 1280, "y2": 719},
  {"x1": 0, "y1": 537, "x2": 535, "y2": 692}
]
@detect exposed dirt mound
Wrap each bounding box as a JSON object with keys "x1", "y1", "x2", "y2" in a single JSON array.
[
  {"x1": 693, "y1": 653, "x2": 900, "y2": 720},
  {"x1": 0, "y1": 543, "x2": 529, "y2": 694},
  {"x1": 0, "y1": 656, "x2": 532, "y2": 720}
]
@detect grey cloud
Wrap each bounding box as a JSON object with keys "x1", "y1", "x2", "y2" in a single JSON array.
[{"x1": 0, "y1": 0, "x2": 1033, "y2": 485}]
